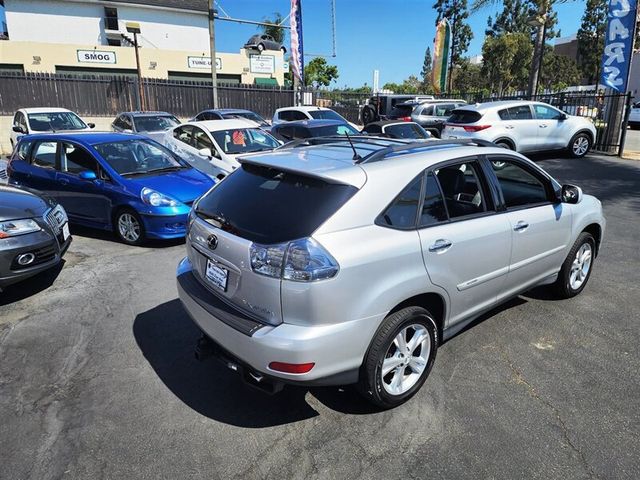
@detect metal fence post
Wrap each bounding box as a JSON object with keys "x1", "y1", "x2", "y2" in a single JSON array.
[{"x1": 618, "y1": 92, "x2": 633, "y2": 157}]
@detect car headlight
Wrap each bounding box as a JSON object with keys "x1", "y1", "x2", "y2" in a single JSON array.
[
  {"x1": 140, "y1": 187, "x2": 180, "y2": 207},
  {"x1": 0, "y1": 218, "x2": 41, "y2": 238}
]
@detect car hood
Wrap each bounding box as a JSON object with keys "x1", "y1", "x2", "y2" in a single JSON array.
[
  {"x1": 0, "y1": 184, "x2": 52, "y2": 221},
  {"x1": 126, "y1": 168, "x2": 214, "y2": 203}
]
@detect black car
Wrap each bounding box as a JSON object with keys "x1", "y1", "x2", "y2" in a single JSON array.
[
  {"x1": 361, "y1": 94, "x2": 436, "y2": 125},
  {"x1": 0, "y1": 184, "x2": 71, "y2": 291},
  {"x1": 361, "y1": 121, "x2": 431, "y2": 140},
  {"x1": 191, "y1": 108, "x2": 270, "y2": 128},
  {"x1": 270, "y1": 119, "x2": 361, "y2": 142},
  {"x1": 243, "y1": 34, "x2": 286, "y2": 53}
]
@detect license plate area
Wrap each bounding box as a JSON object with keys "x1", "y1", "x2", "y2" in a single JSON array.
[
  {"x1": 205, "y1": 258, "x2": 228, "y2": 292},
  {"x1": 62, "y1": 222, "x2": 70, "y2": 241}
]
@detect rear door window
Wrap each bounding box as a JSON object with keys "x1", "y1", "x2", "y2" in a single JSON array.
[
  {"x1": 32, "y1": 141, "x2": 58, "y2": 169},
  {"x1": 434, "y1": 161, "x2": 488, "y2": 219},
  {"x1": 448, "y1": 110, "x2": 482, "y2": 124},
  {"x1": 378, "y1": 175, "x2": 422, "y2": 229},
  {"x1": 60, "y1": 142, "x2": 101, "y2": 176},
  {"x1": 195, "y1": 164, "x2": 358, "y2": 244}
]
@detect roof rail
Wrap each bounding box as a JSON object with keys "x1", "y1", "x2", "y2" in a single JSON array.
[
  {"x1": 276, "y1": 135, "x2": 408, "y2": 150},
  {"x1": 356, "y1": 138, "x2": 498, "y2": 164}
]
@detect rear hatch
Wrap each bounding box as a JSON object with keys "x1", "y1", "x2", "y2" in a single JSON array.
[
  {"x1": 444, "y1": 109, "x2": 484, "y2": 135},
  {"x1": 188, "y1": 162, "x2": 358, "y2": 325}
]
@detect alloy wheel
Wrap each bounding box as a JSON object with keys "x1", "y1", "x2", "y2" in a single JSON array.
[
  {"x1": 569, "y1": 242, "x2": 592, "y2": 290},
  {"x1": 118, "y1": 213, "x2": 141, "y2": 243},
  {"x1": 381, "y1": 324, "x2": 431, "y2": 396},
  {"x1": 572, "y1": 136, "x2": 589, "y2": 156}
]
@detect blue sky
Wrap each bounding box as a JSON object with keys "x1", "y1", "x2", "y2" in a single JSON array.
[
  {"x1": 215, "y1": 0, "x2": 586, "y2": 87},
  {"x1": 0, "y1": 1, "x2": 586, "y2": 86}
]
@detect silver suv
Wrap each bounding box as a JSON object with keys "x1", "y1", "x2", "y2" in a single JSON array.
[
  {"x1": 442, "y1": 101, "x2": 597, "y2": 157},
  {"x1": 177, "y1": 137, "x2": 605, "y2": 408}
]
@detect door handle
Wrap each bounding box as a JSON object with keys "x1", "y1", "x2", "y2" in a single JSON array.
[
  {"x1": 428, "y1": 239, "x2": 453, "y2": 253},
  {"x1": 59, "y1": 178, "x2": 69, "y2": 186},
  {"x1": 539, "y1": 124, "x2": 548, "y2": 128},
  {"x1": 505, "y1": 125, "x2": 514, "y2": 129},
  {"x1": 513, "y1": 221, "x2": 529, "y2": 232}
]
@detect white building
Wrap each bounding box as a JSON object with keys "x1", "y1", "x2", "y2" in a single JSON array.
[{"x1": 0, "y1": 0, "x2": 285, "y2": 85}]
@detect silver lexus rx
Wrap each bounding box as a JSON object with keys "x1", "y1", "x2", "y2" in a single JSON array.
[{"x1": 177, "y1": 137, "x2": 605, "y2": 408}]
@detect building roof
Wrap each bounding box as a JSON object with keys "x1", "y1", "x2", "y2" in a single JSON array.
[{"x1": 101, "y1": 0, "x2": 207, "y2": 13}]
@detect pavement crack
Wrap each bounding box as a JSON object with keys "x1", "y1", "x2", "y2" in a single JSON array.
[{"x1": 500, "y1": 349, "x2": 601, "y2": 480}]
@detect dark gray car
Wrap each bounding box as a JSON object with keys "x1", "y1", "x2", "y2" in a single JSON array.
[
  {"x1": 243, "y1": 34, "x2": 286, "y2": 53},
  {"x1": 0, "y1": 184, "x2": 71, "y2": 291}
]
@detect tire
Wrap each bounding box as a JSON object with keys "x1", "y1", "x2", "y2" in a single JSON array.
[
  {"x1": 280, "y1": 46, "x2": 287, "y2": 54},
  {"x1": 257, "y1": 43, "x2": 265, "y2": 53},
  {"x1": 551, "y1": 232, "x2": 595, "y2": 298},
  {"x1": 568, "y1": 132, "x2": 591, "y2": 158},
  {"x1": 361, "y1": 105, "x2": 378, "y2": 126},
  {"x1": 114, "y1": 208, "x2": 145, "y2": 246},
  {"x1": 358, "y1": 306, "x2": 438, "y2": 409}
]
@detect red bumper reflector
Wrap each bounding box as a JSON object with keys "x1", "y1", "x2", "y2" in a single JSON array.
[{"x1": 269, "y1": 362, "x2": 315, "y2": 374}]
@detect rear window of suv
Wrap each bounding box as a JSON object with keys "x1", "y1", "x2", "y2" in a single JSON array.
[
  {"x1": 194, "y1": 164, "x2": 358, "y2": 244},
  {"x1": 448, "y1": 110, "x2": 482, "y2": 124}
]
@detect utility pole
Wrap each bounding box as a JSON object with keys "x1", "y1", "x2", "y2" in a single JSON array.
[
  {"x1": 126, "y1": 22, "x2": 145, "y2": 110},
  {"x1": 208, "y1": 0, "x2": 218, "y2": 108}
]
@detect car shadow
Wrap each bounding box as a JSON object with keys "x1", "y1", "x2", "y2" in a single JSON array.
[
  {"x1": 0, "y1": 260, "x2": 64, "y2": 305},
  {"x1": 70, "y1": 224, "x2": 185, "y2": 248}
]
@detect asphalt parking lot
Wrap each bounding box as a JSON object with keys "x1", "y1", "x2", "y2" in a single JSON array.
[{"x1": 1, "y1": 153, "x2": 639, "y2": 480}]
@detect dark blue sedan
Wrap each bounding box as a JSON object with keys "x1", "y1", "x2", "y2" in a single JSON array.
[
  {"x1": 269, "y1": 119, "x2": 361, "y2": 142},
  {"x1": 7, "y1": 132, "x2": 215, "y2": 245}
]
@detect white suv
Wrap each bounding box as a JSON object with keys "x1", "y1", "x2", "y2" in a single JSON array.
[
  {"x1": 272, "y1": 106, "x2": 353, "y2": 126},
  {"x1": 177, "y1": 137, "x2": 605, "y2": 408},
  {"x1": 442, "y1": 101, "x2": 597, "y2": 157}
]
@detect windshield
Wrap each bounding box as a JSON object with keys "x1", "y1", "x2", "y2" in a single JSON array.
[
  {"x1": 28, "y1": 112, "x2": 87, "y2": 131},
  {"x1": 133, "y1": 115, "x2": 180, "y2": 132},
  {"x1": 311, "y1": 124, "x2": 361, "y2": 137},
  {"x1": 309, "y1": 109, "x2": 346, "y2": 121},
  {"x1": 384, "y1": 123, "x2": 429, "y2": 139},
  {"x1": 223, "y1": 111, "x2": 269, "y2": 127},
  {"x1": 94, "y1": 139, "x2": 188, "y2": 176},
  {"x1": 210, "y1": 128, "x2": 280, "y2": 154}
]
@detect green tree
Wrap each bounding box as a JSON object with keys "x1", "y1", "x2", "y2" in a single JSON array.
[
  {"x1": 259, "y1": 12, "x2": 285, "y2": 44},
  {"x1": 421, "y1": 47, "x2": 433, "y2": 88},
  {"x1": 576, "y1": 0, "x2": 607, "y2": 84},
  {"x1": 474, "y1": 0, "x2": 566, "y2": 95},
  {"x1": 481, "y1": 33, "x2": 533, "y2": 94},
  {"x1": 304, "y1": 58, "x2": 339, "y2": 87},
  {"x1": 382, "y1": 76, "x2": 423, "y2": 94},
  {"x1": 452, "y1": 59, "x2": 486, "y2": 92},
  {"x1": 539, "y1": 50, "x2": 582, "y2": 90},
  {"x1": 485, "y1": 0, "x2": 558, "y2": 42},
  {"x1": 433, "y1": 0, "x2": 474, "y2": 91}
]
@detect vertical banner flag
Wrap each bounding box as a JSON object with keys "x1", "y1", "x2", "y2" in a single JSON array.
[
  {"x1": 600, "y1": 0, "x2": 638, "y2": 91},
  {"x1": 431, "y1": 19, "x2": 451, "y2": 94},
  {"x1": 290, "y1": 0, "x2": 304, "y2": 84}
]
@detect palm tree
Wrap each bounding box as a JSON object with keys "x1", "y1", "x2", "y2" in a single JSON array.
[
  {"x1": 472, "y1": 0, "x2": 559, "y2": 96},
  {"x1": 259, "y1": 12, "x2": 285, "y2": 44}
]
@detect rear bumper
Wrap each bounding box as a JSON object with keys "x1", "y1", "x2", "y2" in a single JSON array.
[{"x1": 176, "y1": 256, "x2": 377, "y2": 386}]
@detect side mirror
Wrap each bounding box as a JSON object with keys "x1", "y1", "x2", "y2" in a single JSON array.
[
  {"x1": 557, "y1": 113, "x2": 568, "y2": 121},
  {"x1": 198, "y1": 147, "x2": 213, "y2": 158},
  {"x1": 123, "y1": 128, "x2": 133, "y2": 134},
  {"x1": 561, "y1": 184, "x2": 582, "y2": 204},
  {"x1": 79, "y1": 170, "x2": 97, "y2": 181},
  {"x1": 88, "y1": 123, "x2": 96, "y2": 129},
  {"x1": 12, "y1": 126, "x2": 25, "y2": 133}
]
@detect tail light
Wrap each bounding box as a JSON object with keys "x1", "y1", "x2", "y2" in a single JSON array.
[
  {"x1": 250, "y1": 237, "x2": 339, "y2": 282},
  {"x1": 398, "y1": 116, "x2": 412, "y2": 122},
  {"x1": 462, "y1": 125, "x2": 491, "y2": 132}
]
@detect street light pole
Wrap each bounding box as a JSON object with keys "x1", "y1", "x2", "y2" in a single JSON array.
[
  {"x1": 208, "y1": 0, "x2": 218, "y2": 109},
  {"x1": 126, "y1": 22, "x2": 145, "y2": 111}
]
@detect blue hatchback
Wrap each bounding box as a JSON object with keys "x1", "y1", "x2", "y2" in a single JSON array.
[{"x1": 7, "y1": 132, "x2": 215, "y2": 245}]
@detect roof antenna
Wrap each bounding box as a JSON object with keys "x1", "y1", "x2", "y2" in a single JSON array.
[{"x1": 344, "y1": 132, "x2": 361, "y2": 161}]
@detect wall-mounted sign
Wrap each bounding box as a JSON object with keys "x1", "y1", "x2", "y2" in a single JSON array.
[
  {"x1": 77, "y1": 50, "x2": 116, "y2": 64},
  {"x1": 250, "y1": 55, "x2": 275, "y2": 74},
  {"x1": 187, "y1": 56, "x2": 222, "y2": 70},
  {"x1": 283, "y1": 62, "x2": 290, "y2": 73}
]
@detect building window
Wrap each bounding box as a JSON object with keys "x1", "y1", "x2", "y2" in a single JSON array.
[
  {"x1": 104, "y1": 7, "x2": 118, "y2": 31},
  {"x1": 107, "y1": 38, "x2": 121, "y2": 47}
]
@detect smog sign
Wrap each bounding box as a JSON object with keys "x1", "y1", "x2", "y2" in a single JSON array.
[
  {"x1": 77, "y1": 50, "x2": 117, "y2": 64},
  {"x1": 600, "y1": 0, "x2": 638, "y2": 92},
  {"x1": 250, "y1": 55, "x2": 275, "y2": 74},
  {"x1": 187, "y1": 56, "x2": 222, "y2": 70}
]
